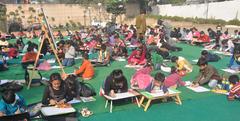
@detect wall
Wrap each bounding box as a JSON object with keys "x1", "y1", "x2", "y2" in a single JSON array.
[
  {"x1": 152, "y1": 0, "x2": 240, "y2": 21},
  {"x1": 6, "y1": 4, "x2": 111, "y2": 27}
]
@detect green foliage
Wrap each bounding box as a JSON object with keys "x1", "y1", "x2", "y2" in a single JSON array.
[
  {"x1": 168, "y1": 0, "x2": 186, "y2": 5},
  {"x1": 147, "y1": 15, "x2": 240, "y2": 26},
  {"x1": 28, "y1": 7, "x2": 35, "y2": 12},
  {"x1": 77, "y1": 22, "x2": 81, "y2": 27},
  {"x1": 228, "y1": 19, "x2": 240, "y2": 26},
  {"x1": 106, "y1": 1, "x2": 126, "y2": 15},
  {"x1": 58, "y1": 24, "x2": 64, "y2": 29},
  {"x1": 17, "y1": 6, "x2": 22, "y2": 10},
  {"x1": 65, "y1": 22, "x2": 70, "y2": 27},
  {"x1": 9, "y1": 11, "x2": 15, "y2": 16},
  {"x1": 69, "y1": 20, "x2": 77, "y2": 28}
]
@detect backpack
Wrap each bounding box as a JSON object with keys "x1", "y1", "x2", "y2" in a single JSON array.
[
  {"x1": 64, "y1": 75, "x2": 96, "y2": 97},
  {"x1": 0, "y1": 81, "x2": 23, "y2": 92},
  {"x1": 79, "y1": 81, "x2": 96, "y2": 97}
]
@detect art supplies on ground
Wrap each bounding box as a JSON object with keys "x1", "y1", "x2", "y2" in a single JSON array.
[
  {"x1": 187, "y1": 86, "x2": 210, "y2": 92},
  {"x1": 212, "y1": 89, "x2": 229, "y2": 95}
]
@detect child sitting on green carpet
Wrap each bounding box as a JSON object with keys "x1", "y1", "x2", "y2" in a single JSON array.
[
  {"x1": 192, "y1": 58, "x2": 221, "y2": 88},
  {"x1": 42, "y1": 73, "x2": 73, "y2": 106},
  {"x1": 0, "y1": 90, "x2": 27, "y2": 117},
  {"x1": 228, "y1": 75, "x2": 240, "y2": 101},
  {"x1": 171, "y1": 56, "x2": 193, "y2": 76},
  {"x1": 102, "y1": 69, "x2": 128, "y2": 97}
]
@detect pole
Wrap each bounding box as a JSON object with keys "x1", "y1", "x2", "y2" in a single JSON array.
[
  {"x1": 205, "y1": 0, "x2": 209, "y2": 19},
  {"x1": 40, "y1": 8, "x2": 57, "y2": 49}
]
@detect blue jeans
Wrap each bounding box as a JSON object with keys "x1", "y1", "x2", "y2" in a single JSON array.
[{"x1": 62, "y1": 58, "x2": 75, "y2": 66}]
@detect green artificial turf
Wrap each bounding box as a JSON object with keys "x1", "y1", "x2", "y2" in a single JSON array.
[{"x1": 0, "y1": 42, "x2": 240, "y2": 121}]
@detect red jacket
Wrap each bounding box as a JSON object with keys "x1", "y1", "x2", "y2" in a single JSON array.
[
  {"x1": 8, "y1": 48, "x2": 18, "y2": 58},
  {"x1": 198, "y1": 35, "x2": 210, "y2": 43},
  {"x1": 22, "y1": 52, "x2": 37, "y2": 63}
]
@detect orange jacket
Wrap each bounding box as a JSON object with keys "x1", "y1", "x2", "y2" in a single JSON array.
[
  {"x1": 75, "y1": 59, "x2": 94, "y2": 79},
  {"x1": 22, "y1": 52, "x2": 37, "y2": 63}
]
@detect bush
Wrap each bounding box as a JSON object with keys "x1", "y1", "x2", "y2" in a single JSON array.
[
  {"x1": 228, "y1": 19, "x2": 240, "y2": 26},
  {"x1": 58, "y1": 24, "x2": 64, "y2": 29},
  {"x1": 147, "y1": 15, "x2": 240, "y2": 26},
  {"x1": 69, "y1": 20, "x2": 77, "y2": 28}
]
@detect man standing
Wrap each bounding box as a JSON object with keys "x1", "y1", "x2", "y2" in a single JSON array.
[{"x1": 135, "y1": 9, "x2": 147, "y2": 40}]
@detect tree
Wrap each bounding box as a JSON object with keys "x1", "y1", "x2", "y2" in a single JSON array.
[{"x1": 106, "y1": 0, "x2": 127, "y2": 22}]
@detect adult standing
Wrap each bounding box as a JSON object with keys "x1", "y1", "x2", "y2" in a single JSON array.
[{"x1": 135, "y1": 9, "x2": 147, "y2": 40}]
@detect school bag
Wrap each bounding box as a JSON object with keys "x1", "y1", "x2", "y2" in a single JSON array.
[
  {"x1": 79, "y1": 81, "x2": 96, "y2": 97},
  {"x1": 0, "y1": 81, "x2": 23, "y2": 92},
  {"x1": 65, "y1": 75, "x2": 96, "y2": 97}
]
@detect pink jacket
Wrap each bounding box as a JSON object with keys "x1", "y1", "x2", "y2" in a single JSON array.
[
  {"x1": 164, "y1": 73, "x2": 185, "y2": 88},
  {"x1": 131, "y1": 67, "x2": 153, "y2": 89}
]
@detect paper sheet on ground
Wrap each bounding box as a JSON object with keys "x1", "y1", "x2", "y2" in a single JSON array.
[
  {"x1": 185, "y1": 81, "x2": 192, "y2": 86},
  {"x1": 192, "y1": 59, "x2": 198, "y2": 62},
  {"x1": 151, "y1": 89, "x2": 180, "y2": 97},
  {"x1": 51, "y1": 66, "x2": 61, "y2": 69},
  {"x1": 127, "y1": 45, "x2": 138, "y2": 48},
  {"x1": 41, "y1": 106, "x2": 76, "y2": 116},
  {"x1": 19, "y1": 53, "x2": 25, "y2": 56},
  {"x1": 80, "y1": 97, "x2": 96, "y2": 102},
  {"x1": 187, "y1": 86, "x2": 210, "y2": 92},
  {"x1": 160, "y1": 65, "x2": 171, "y2": 73},
  {"x1": 0, "y1": 80, "x2": 10, "y2": 85},
  {"x1": 75, "y1": 56, "x2": 83, "y2": 60},
  {"x1": 125, "y1": 65, "x2": 143, "y2": 68},
  {"x1": 221, "y1": 68, "x2": 240, "y2": 74},
  {"x1": 213, "y1": 51, "x2": 232, "y2": 56},
  {"x1": 68, "y1": 98, "x2": 81, "y2": 104},
  {"x1": 104, "y1": 92, "x2": 137, "y2": 100},
  {"x1": 0, "y1": 80, "x2": 25, "y2": 85},
  {"x1": 47, "y1": 59, "x2": 55, "y2": 64},
  {"x1": 115, "y1": 57, "x2": 126, "y2": 62}
]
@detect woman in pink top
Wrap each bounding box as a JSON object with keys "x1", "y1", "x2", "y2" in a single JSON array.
[{"x1": 164, "y1": 66, "x2": 186, "y2": 88}]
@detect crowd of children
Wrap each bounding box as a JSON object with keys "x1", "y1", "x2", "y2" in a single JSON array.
[{"x1": 0, "y1": 17, "x2": 240, "y2": 119}]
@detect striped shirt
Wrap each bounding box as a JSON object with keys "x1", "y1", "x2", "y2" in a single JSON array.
[{"x1": 228, "y1": 82, "x2": 240, "y2": 100}]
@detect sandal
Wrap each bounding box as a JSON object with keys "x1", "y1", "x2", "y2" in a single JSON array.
[{"x1": 80, "y1": 108, "x2": 93, "y2": 117}]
